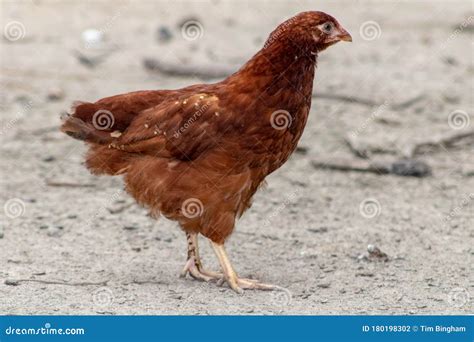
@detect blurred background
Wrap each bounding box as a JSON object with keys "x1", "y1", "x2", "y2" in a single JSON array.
[{"x1": 0, "y1": 0, "x2": 472, "y2": 314}]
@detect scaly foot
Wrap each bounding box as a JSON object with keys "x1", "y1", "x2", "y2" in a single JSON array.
[
  {"x1": 180, "y1": 232, "x2": 222, "y2": 282},
  {"x1": 180, "y1": 256, "x2": 222, "y2": 282}
]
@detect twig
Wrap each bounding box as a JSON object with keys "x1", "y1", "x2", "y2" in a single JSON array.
[
  {"x1": 46, "y1": 180, "x2": 96, "y2": 188},
  {"x1": 404, "y1": 129, "x2": 474, "y2": 157},
  {"x1": 344, "y1": 135, "x2": 400, "y2": 158},
  {"x1": 311, "y1": 157, "x2": 431, "y2": 177},
  {"x1": 27, "y1": 125, "x2": 59, "y2": 135},
  {"x1": 390, "y1": 93, "x2": 426, "y2": 110},
  {"x1": 312, "y1": 158, "x2": 379, "y2": 173},
  {"x1": 125, "y1": 279, "x2": 168, "y2": 285},
  {"x1": 74, "y1": 49, "x2": 116, "y2": 69},
  {"x1": 143, "y1": 58, "x2": 236, "y2": 80},
  {"x1": 344, "y1": 135, "x2": 370, "y2": 159},
  {"x1": 107, "y1": 202, "x2": 134, "y2": 214},
  {"x1": 5, "y1": 278, "x2": 108, "y2": 286},
  {"x1": 312, "y1": 92, "x2": 378, "y2": 106}
]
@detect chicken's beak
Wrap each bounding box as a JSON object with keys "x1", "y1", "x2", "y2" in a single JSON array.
[{"x1": 338, "y1": 28, "x2": 352, "y2": 42}]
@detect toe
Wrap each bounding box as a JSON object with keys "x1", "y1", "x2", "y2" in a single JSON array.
[{"x1": 238, "y1": 279, "x2": 277, "y2": 291}]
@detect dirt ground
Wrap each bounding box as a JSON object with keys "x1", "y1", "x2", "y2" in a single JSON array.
[{"x1": 0, "y1": 0, "x2": 473, "y2": 315}]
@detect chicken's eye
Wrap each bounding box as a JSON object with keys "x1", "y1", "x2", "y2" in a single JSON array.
[{"x1": 321, "y1": 22, "x2": 334, "y2": 34}]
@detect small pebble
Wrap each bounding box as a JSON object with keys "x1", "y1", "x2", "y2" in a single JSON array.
[
  {"x1": 42, "y1": 156, "x2": 56, "y2": 162},
  {"x1": 82, "y1": 29, "x2": 105, "y2": 48},
  {"x1": 295, "y1": 146, "x2": 308, "y2": 155},
  {"x1": 46, "y1": 225, "x2": 64, "y2": 237},
  {"x1": 156, "y1": 26, "x2": 173, "y2": 43},
  {"x1": 307, "y1": 227, "x2": 328, "y2": 234},
  {"x1": 5, "y1": 279, "x2": 20, "y2": 286},
  {"x1": 46, "y1": 88, "x2": 64, "y2": 101},
  {"x1": 358, "y1": 244, "x2": 389, "y2": 262},
  {"x1": 442, "y1": 56, "x2": 458, "y2": 66},
  {"x1": 390, "y1": 159, "x2": 431, "y2": 177}
]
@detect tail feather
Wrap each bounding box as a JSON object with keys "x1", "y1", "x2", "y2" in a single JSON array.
[
  {"x1": 60, "y1": 101, "x2": 130, "y2": 175},
  {"x1": 61, "y1": 90, "x2": 170, "y2": 174},
  {"x1": 60, "y1": 113, "x2": 116, "y2": 144}
]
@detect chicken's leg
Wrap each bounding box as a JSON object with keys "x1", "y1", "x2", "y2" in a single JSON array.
[
  {"x1": 180, "y1": 232, "x2": 222, "y2": 282},
  {"x1": 210, "y1": 241, "x2": 276, "y2": 294}
]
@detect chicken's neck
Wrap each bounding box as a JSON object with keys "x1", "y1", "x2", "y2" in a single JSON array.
[{"x1": 226, "y1": 43, "x2": 317, "y2": 115}]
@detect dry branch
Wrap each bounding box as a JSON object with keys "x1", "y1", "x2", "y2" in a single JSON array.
[
  {"x1": 46, "y1": 180, "x2": 96, "y2": 188},
  {"x1": 404, "y1": 129, "x2": 474, "y2": 157},
  {"x1": 143, "y1": 58, "x2": 236, "y2": 80},
  {"x1": 312, "y1": 92, "x2": 378, "y2": 106},
  {"x1": 311, "y1": 157, "x2": 431, "y2": 177},
  {"x1": 107, "y1": 202, "x2": 134, "y2": 214},
  {"x1": 5, "y1": 278, "x2": 108, "y2": 286}
]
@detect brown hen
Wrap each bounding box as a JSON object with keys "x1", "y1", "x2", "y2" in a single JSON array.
[{"x1": 61, "y1": 11, "x2": 351, "y2": 293}]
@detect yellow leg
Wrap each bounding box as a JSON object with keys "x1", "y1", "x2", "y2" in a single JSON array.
[
  {"x1": 180, "y1": 232, "x2": 222, "y2": 282},
  {"x1": 210, "y1": 241, "x2": 277, "y2": 294}
]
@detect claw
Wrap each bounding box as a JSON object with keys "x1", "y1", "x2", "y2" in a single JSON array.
[
  {"x1": 210, "y1": 241, "x2": 279, "y2": 294},
  {"x1": 180, "y1": 256, "x2": 222, "y2": 282}
]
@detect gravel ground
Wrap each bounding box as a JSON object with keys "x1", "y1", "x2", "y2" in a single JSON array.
[{"x1": 0, "y1": 0, "x2": 473, "y2": 315}]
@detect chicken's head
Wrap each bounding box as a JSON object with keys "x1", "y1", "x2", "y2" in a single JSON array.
[{"x1": 266, "y1": 11, "x2": 352, "y2": 54}]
